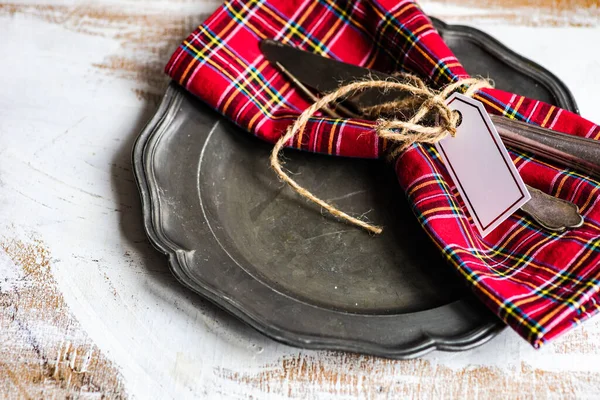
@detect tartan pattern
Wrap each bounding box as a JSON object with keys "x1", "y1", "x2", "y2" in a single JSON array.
[{"x1": 166, "y1": 0, "x2": 600, "y2": 347}]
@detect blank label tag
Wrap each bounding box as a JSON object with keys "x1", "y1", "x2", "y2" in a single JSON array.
[{"x1": 435, "y1": 93, "x2": 531, "y2": 237}]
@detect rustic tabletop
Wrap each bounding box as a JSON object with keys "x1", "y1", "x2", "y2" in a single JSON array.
[{"x1": 1, "y1": 0, "x2": 599, "y2": 398}]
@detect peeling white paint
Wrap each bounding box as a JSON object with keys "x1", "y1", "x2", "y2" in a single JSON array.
[{"x1": 1, "y1": 0, "x2": 600, "y2": 398}]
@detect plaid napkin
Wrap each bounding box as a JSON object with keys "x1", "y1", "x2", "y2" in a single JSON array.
[{"x1": 166, "y1": 0, "x2": 600, "y2": 347}]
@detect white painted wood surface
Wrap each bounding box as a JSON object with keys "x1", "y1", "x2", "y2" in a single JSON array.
[{"x1": 1, "y1": 0, "x2": 599, "y2": 398}]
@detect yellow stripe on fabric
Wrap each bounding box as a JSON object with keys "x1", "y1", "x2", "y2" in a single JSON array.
[
  {"x1": 412, "y1": 23, "x2": 431, "y2": 35},
  {"x1": 281, "y1": 1, "x2": 320, "y2": 46},
  {"x1": 541, "y1": 106, "x2": 556, "y2": 127},
  {"x1": 419, "y1": 206, "x2": 459, "y2": 217},
  {"x1": 491, "y1": 221, "x2": 558, "y2": 276},
  {"x1": 407, "y1": 179, "x2": 446, "y2": 196},
  {"x1": 509, "y1": 96, "x2": 525, "y2": 118},
  {"x1": 443, "y1": 61, "x2": 463, "y2": 70},
  {"x1": 502, "y1": 220, "x2": 529, "y2": 245},
  {"x1": 182, "y1": 35, "x2": 293, "y2": 121},
  {"x1": 449, "y1": 241, "x2": 557, "y2": 285},
  {"x1": 182, "y1": 41, "x2": 238, "y2": 85},
  {"x1": 419, "y1": 146, "x2": 485, "y2": 260},
  {"x1": 554, "y1": 173, "x2": 571, "y2": 198},
  {"x1": 419, "y1": 233, "x2": 541, "y2": 335},
  {"x1": 430, "y1": 200, "x2": 592, "y2": 300},
  {"x1": 222, "y1": 55, "x2": 293, "y2": 113},
  {"x1": 447, "y1": 251, "x2": 578, "y2": 336},
  {"x1": 581, "y1": 220, "x2": 600, "y2": 235},
  {"x1": 450, "y1": 242, "x2": 582, "y2": 295},
  {"x1": 479, "y1": 238, "x2": 590, "y2": 307},
  {"x1": 516, "y1": 295, "x2": 579, "y2": 341},
  {"x1": 415, "y1": 151, "x2": 545, "y2": 336},
  {"x1": 473, "y1": 94, "x2": 507, "y2": 115},
  {"x1": 471, "y1": 232, "x2": 588, "y2": 294},
  {"x1": 370, "y1": 4, "x2": 455, "y2": 84},
  {"x1": 253, "y1": 0, "x2": 287, "y2": 26},
  {"x1": 259, "y1": 1, "x2": 329, "y2": 56},
  {"x1": 179, "y1": 3, "x2": 248, "y2": 84},
  {"x1": 226, "y1": 0, "x2": 269, "y2": 40},
  {"x1": 222, "y1": 60, "x2": 276, "y2": 115},
  {"x1": 419, "y1": 148, "x2": 582, "y2": 289},
  {"x1": 395, "y1": 2, "x2": 418, "y2": 21},
  {"x1": 248, "y1": 82, "x2": 292, "y2": 131},
  {"x1": 327, "y1": 123, "x2": 337, "y2": 154},
  {"x1": 535, "y1": 247, "x2": 600, "y2": 327},
  {"x1": 577, "y1": 184, "x2": 600, "y2": 214},
  {"x1": 296, "y1": 116, "x2": 304, "y2": 148},
  {"x1": 323, "y1": 0, "x2": 369, "y2": 34},
  {"x1": 180, "y1": 38, "x2": 212, "y2": 84},
  {"x1": 318, "y1": 7, "x2": 348, "y2": 45}
]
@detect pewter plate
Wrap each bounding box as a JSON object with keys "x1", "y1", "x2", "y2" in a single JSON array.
[{"x1": 133, "y1": 20, "x2": 578, "y2": 358}]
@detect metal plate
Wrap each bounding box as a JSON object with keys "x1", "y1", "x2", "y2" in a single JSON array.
[{"x1": 133, "y1": 20, "x2": 578, "y2": 358}]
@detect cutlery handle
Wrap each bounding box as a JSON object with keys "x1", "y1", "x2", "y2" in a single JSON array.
[
  {"x1": 522, "y1": 184, "x2": 583, "y2": 232},
  {"x1": 490, "y1": 115, "x2": 600, "y2": 181}
]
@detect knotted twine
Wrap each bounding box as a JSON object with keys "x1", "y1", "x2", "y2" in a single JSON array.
[{"x1": 270, "y1": 75, "x2": 492, "y2": 234}]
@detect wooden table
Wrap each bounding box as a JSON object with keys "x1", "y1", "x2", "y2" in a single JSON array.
[{"x1": 1, "y1": 0, "x2": 599, "y2": 398}]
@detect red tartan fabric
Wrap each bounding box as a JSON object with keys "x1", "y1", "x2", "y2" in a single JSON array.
[{"x1": 165, "y1": 0, "x2": 600, "y2": 347}]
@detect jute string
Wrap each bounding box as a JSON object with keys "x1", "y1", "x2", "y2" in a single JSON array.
[{"x1": 270, "y1": 74, "x2": 492, "y2": 234}]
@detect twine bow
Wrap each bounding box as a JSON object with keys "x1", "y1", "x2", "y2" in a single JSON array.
[{"x1": 270, "y1": 74, "x2": 492, "y2": 234}]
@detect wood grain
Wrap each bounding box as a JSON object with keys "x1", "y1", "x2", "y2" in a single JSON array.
[
  {"x1": 427, "y1": 0, "x2": 599, "y2": 26},
  {"x1": 0, "y1": 3, "x2": 213, "y2": 103},
  {"x1": 217, "y1": 352, "x2": 600, "y2": 399},
  {"x1": 435, "y1": 0, "x2": 598, "y2": 10},
  {"x1": 0, "y1": 0, "x2": 599, "y2": 398},
  {"x1": 0, "y1": 235, "x2": 125, "y2": 398}
]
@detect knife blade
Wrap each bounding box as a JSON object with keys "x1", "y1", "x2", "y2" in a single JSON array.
[
  {"x1": 259, "y1": 39, "x2": 400, "y2": 107},
  {"x1": 260, "y1": 38, "x2": 600, "y2": 182}
]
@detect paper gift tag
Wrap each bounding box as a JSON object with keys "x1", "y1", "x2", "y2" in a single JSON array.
[{"x1": 435, "y1": 93, "x2": 531, "y2": 237}]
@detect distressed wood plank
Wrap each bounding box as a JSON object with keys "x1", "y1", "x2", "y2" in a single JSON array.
[
  {"x1": 0, "y1": 235, "x2": 126, "y2": 398},
  {"x1": 425, "y1": 0, "x2": 599, "y2": 26},
  {"x1": 0, "y1": 1, "x2": 599, "y2": 398},
  {"x1": 217, "y1": 353, "x2": 600, "y2": 399}
]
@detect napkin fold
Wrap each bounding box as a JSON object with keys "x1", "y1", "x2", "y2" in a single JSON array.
[{"x1": 166, "y1": 0, "x2": 600, "y2": 347}]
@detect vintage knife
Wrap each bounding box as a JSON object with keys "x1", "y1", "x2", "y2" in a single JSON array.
[{"x1": 260, "y1": 39, "x2": 590, "y2": 231}]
